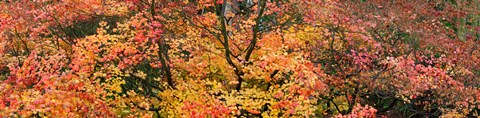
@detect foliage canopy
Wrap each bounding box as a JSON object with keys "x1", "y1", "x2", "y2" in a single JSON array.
[{"x1": 0, "y1": 0, "x2": 479, "y2": 117}]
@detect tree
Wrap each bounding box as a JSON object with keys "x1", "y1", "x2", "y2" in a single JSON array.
[{"x1": 0, "y1": 0, "x2": 479, "y2": 117}]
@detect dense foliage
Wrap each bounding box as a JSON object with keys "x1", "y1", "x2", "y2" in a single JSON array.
[{"x1": 0, "y1": 0, "x2": 479, "y2": 117}]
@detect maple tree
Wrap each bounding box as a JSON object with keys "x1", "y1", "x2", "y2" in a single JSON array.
[{"x1": 0, "y1": 0, "x2": 479, "y2": 117}]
